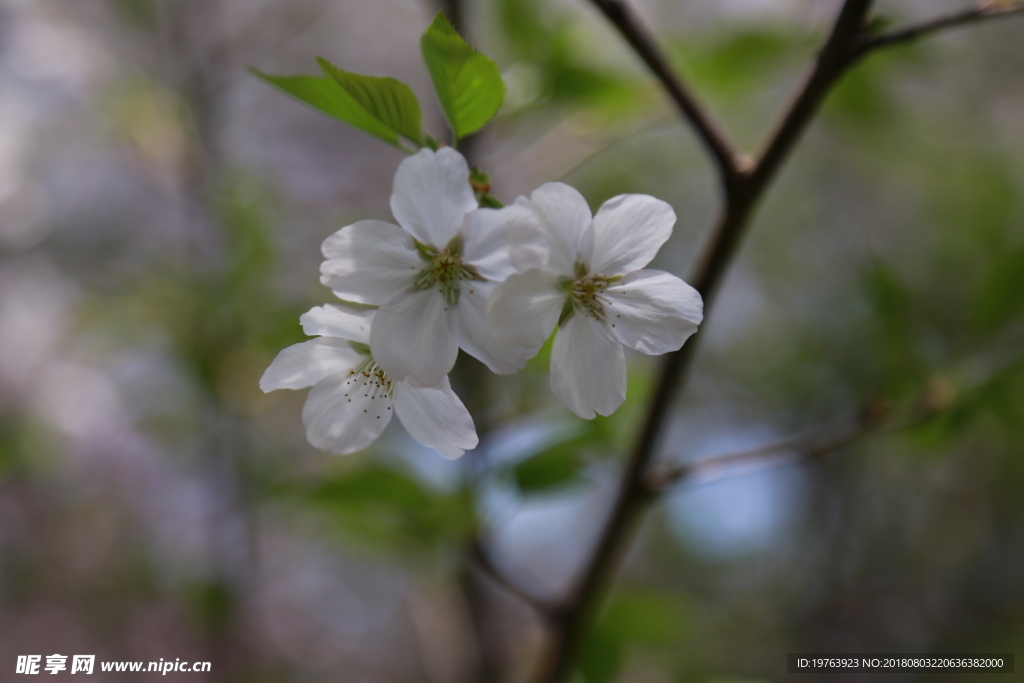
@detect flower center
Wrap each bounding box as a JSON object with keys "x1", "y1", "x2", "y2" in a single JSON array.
[
  {"x1": 559, "y1": 263, "x2": 622, "y2": 324},
  {"x1": 412, "y1": 236, "x2": 485, "y2": 305},
  {"x1": 342, "y1": 356, "x2": 393, "y2": 419}
]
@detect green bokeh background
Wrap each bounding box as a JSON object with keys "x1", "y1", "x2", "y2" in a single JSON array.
[{"x1": 1, "y1": 0, "x2": 1022, "y2": 681}]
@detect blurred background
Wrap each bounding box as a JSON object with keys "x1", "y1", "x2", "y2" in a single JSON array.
[{"x1": 1, "y1": 0, "x2": 1023, "y2": 680}]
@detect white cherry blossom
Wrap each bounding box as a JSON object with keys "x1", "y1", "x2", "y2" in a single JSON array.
[
  {"x1": 320, "y1": 147, "x2": 533, "y2": 386},
  {"x1": 488, "y1": 182, "x2": 704, "y2": 419},
  {"x1": 260, "y1": 303, "x2": 478, "y2": 458}
]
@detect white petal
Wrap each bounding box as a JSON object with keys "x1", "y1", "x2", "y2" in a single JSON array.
[
  {"x1": 394, "y1": 376, "x2": 478, "y2": 459},
  {"x1": 301, "y1": 371, "x2": 393, "y2": 455},
  {"x1": 390, "y1": 148, "x2": 477, "y2": 248},
  {"x1": 587, "y1": 194, "x2": 675, "y2": 275},
  {"x1": 370, "y1": 289, "x2": 459, "y2": 386},
  {"x1": 550, "y1": 314, "x2": 626, "y2": 419},
  {"x1": 486, "y1": 270, "x2": 564, "y2": 353},
  {"x1": 517, "y1": 182, "x2": 592, "y2": 275},
  {"x1": 461, "y1": 208, "x2": 522, "y2": 281},
  {"x1": 260, "y1": 339, "x2": 364, "y2": 392},
  {"x1": 604, "y1": 270, "x2": 703, "y2": 355},
  {"x1": 300, "y1": 304, "x2": 375, "y2": 343},
  {"x1": 320, "y1": 220, "x2": 420, "y2": 305},
  {"x1": 467, "y1": 204, "x2": 546, "y2": 274},
  {"x1": 451, "y1": 284, "x2": 533, "y2": 374}
]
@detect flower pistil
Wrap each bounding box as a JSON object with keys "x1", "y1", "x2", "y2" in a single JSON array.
[
  {"x1": 412, "y1": 236, "x2": 485, "y2": 305},
  {"x1": 558, "y1": 262, "x2": 622, "y2": 324}
]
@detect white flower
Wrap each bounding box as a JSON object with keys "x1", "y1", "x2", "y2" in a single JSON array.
[
  {"x1": 259, "y1": 303, "x2": 478, "y2": 458},
  {"x1": 319, "y1": 147, "x2": 533, "y2": 386},
  {"x1": 488, "y1": 183, "x2": 704, "y2": 419}
]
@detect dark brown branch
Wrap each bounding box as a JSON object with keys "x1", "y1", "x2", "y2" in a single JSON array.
[
  {"x1": 751, "y1": 0, "x2": 875, "y2": 189},
  {"x1": 472, "y1": 538, "x2": 557, "y2": 618},
  {"x1": 531, "y1": 3, "x2": 875, "y2": 682},
  {"x1": 587, "y1": 0, "x2": 745, "y2": 185},
  {"x1": 856, "y1": 2, "x2": 1024, "y2": 57},
  {"x1": 646, "y1": 409, "x2": 885, "y2": 493},
  {"x1": 532, "y1": 0, "x2": 1024, "y2": 680}
]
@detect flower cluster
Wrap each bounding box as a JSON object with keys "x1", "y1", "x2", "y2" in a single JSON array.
[{"x1": 261, "y1": 148, "x2": 703, "y2": 457}]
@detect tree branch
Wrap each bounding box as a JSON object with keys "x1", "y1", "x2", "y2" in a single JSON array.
[
  {"x1": 856, "y1": 2, "x2": 1024, "y2": 57},
  {"x1": 531, "y1": 0, "x2": 1024, "y2": 680},
  {"x1": 531, "y1": 3, "x2": 876, "y2": 682},
  {"x1": 587, "y1": 0, "x2": 746, "y2": 186},
  {"x1": 645, "y1": 406, "x2": 887, "y2": 493},
  {"x1": 472, "y1": 537, "x2": 558, "y2": 619},
  {"x1": 751, "y1": 0, "x2": 875, "y2": 189}
]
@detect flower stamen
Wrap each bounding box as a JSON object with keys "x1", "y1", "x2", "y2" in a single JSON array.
[
  {"x1": 347, "y1": 357, "x2": 395, "y2": 401},
  {"x1": 558, "y1": 265, "x2": 623, "y2": 324},
  {"x1": 411, "y1": 237, "x2": 485, "y2": 305}
]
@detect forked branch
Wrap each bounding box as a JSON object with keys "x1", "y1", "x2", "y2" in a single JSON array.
[
  {"x1": 472, "y1": 537, "x2": 558, "y2": 618},
  {"x1": 588, "y1": 0, "x2": 746, "y2": 185},
  {"x1": 528, "y1": 2, "x2": 1024, "y2": 681},
  {"x1": 857, "y1": 1, "x2": 1024, "y2": 57}
]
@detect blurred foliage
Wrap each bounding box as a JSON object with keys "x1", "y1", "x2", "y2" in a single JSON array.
[
  {"x1": 285, "y1": 462, "x2": 475, "y2": 553},
  {"x1": 577, "y1": 592, "x2": 689, "y2": 683},
  {"x1": 512, "y1": 439, "x2": 588, "y2": 494},
  {"x1": 672, "y1": 28, "x2": 809, "y2": 99},
  {"x1": 496, "y1": 0, "x2": 640, "y2": 111},
  {"x1": 2, "y1": 1, "x2": 1024, "y2": 682}
]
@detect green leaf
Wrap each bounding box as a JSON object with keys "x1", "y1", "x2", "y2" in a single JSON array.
[
  {"x1": 250, "y1": 66, "x2": 421, "y2": 149},
  {"x1": 286, "y1": 464, "x2": 475, "y2": 553},
  {"x1": 310, "y1": 466, "x2": 433, "y2": 511},
  {"x1": 420, "y1": 12, "x2": 505, "y2": 142},
  {"x1": 576, "y1": 627, "x2": 624, "y2": 683},
  {"x1": 600, "y1": 593, "x2": 687, "y2": 647},
  {"x1": 317, "y1": 58, "x2": 423, "y2": 145},
  {"x1": 974, "y1": 247, "x2": 1024, "y2": 334},
  {"x1": 513, "y1": 447, "x2": 586, "y2": 495}
]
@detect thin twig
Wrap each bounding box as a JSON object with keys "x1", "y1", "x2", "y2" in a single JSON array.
[
  {"x1": 646, "y1": 410, "x2": 884, "y2": 493},
  {"x1": 472, "y1": 537, "x2": 557, "y2": 619},
  {"x1": 587, "y1": 0, "x2": 745, "y2": 185},
  {"x1": 751, "y1": 0, "x2": 875, "y2": 189},
  {"x1": 857, "y1": 2, "x2": 1024, "y2": 56},
  {"x1": 530, "y1": 3, "x2": 875, "y2": 682},
  {"x1": 530, "y1": 0, "x2": 1024, "y2": 680}
]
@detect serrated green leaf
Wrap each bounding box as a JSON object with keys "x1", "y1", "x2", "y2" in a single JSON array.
[
  {"x1": 513, "y1": 447, "x2": 585, "y2": 494},
  {"x1": 420, "y1": 12, "x2": 505, "y2": 142},
  {"x1": 250, "y1": 67, "x2": 420, "y2": 150},
  {"x1": 317, "y1": 58, "x2": 423, "y2": 145}
]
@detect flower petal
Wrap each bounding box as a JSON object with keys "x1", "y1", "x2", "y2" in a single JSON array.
[
  {"x1": 468, "y1": 204, "x2": 547, "y2": 274},
  {"x1": 450, "y1": 284, "x2": 533, "y2": 374},
  {"x1": 486, "y1": 270, "x2": 564, "y2": 353},
  {"x1": 604, "y1": 270, "x2": 703, "y2": 355},
  {"x1": 300, "y1": 304, "x2": 375, "y2": 343},
  {"x1": 550, "y1": 314, "x2": 626, "y2": 419},
  {"x1": 370, "y1": 289, "x2": 459, "y2": 386},
  {"x1": 461, "y1": 207, "x2": 526, "y2": 281},
  {"x1": 320, "y1": 220, "x2": 420, "y2": 305},
  {"x1": 260, "y1": 338, "x2": 364, "y2": 392},
  {"x1": 390, "y1": 148, "x2": 478, "y2": 248},
  {"x1": 394, "y1": 376, "x2": 478, "y2": 459},
  {"x1": 587, "y1": 194, "x2": 675, "y2": 275},
  {"x1": 301, "y1": 371, "x2": 393, "y2": 455},
  {"x1": 517, "y1": 182, "x2": 592, "y2": 275}
]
